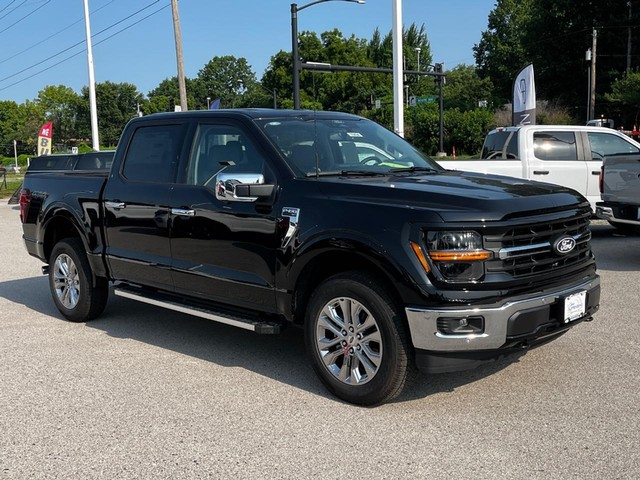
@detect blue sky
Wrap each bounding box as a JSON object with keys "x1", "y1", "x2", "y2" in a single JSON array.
[{"x1": 0, "y1": 0, "x2": 495, "y2": 103}]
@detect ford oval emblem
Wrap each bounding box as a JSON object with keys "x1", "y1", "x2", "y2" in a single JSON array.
[{"x1": 553, "y1": 236, "x2": 576, "y2": 255}]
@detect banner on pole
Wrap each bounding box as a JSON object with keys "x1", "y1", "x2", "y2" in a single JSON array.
[
  {"x1": 512, "y1": 64, "x2": 536, "y2": 126},
  {"x1": 37, "y1": 122, "x2": 53, "y2": 156}
]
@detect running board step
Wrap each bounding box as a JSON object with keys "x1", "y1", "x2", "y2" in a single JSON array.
[{"x1": 113, "y1": 285, "x2": 282, "y2": 334}]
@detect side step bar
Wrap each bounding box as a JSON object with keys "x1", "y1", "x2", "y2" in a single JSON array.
[{"x1": 113, "y1": 285, "x2": 282, "y2": 334}]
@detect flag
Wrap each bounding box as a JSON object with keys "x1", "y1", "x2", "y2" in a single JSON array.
[
  {"x1": 37, "y1": 122, "x2": 53, "y2": 156},
  {"x1": 209, "y1": 98, "x2": 221, "y2": 109},
  {"x1": 512, "y1": 64, "x2": 536, "y2": 126}
]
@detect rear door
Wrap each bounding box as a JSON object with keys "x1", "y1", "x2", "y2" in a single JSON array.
[
  {"x1": 103, "y1": 122, "x2": 187, "y2": 290},
  {"x1": 169, "y1": 119, "x2": 280, "y2": 312}
]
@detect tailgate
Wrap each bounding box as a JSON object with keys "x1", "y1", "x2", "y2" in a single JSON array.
[{"x1": 602, "y1": 154, "x2": 640, "y2": 204}]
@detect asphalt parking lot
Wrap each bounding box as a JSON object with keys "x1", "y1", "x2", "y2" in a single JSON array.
[{"x1": 1, "y1": 201, "x2": 639, "y2": 479}]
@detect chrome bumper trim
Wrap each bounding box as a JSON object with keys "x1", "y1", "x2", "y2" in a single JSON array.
[{"x1": 405, "y1": 276, "x2": 600, "y2": 351}]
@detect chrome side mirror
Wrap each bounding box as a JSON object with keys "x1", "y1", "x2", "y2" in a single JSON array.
[{"x1": 215, "y1": 173, "x2": 273, "y2": 202}]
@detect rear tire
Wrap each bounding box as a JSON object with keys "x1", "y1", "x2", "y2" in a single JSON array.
[
  {"x1": 49, "y1": 238, "x2": 108, "y2": 322},
  {"x1": 304, "y1": 271, "x2": 413, "y2": 406}
]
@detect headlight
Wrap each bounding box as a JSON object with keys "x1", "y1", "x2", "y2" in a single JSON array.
[{"x1": 415, "y1": 231, "x2": 492, "y2": 282}]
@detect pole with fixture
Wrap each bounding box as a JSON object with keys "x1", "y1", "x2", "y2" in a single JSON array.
[{"x1": 291, "y1": 0, "x2": 365, "y2": 109}]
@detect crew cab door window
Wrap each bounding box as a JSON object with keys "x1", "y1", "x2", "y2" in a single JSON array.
[
  {"x1": 185, "y1": 124, "x2": 265, "y2": 186},
  {"x1": 533, "y1": 132, "x2": 578, "y2": 161},
  {"x1": 587, "y1": 132, "x2": 640, "y2": 159},
  {"x1": 122, "y1": 125, "x2": 182, "y2": 182}
]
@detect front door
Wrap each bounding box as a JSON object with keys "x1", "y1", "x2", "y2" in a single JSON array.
[{"x1": 169, "y1": 121, "x2": 279, "y2": 312}]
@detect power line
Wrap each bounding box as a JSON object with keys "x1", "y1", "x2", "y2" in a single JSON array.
[
  {"x1": 0, "y1": 0, "x2": 162, "y2": 84},
  {"x1": 0, "y1": 1, "x2": 17, "y2": 15},
  {"x1": 0, "y1": 3, "x2": 170, "y2": 93},
  {"x1": 0, "y1": 0, "x2": 49, "y2": 35},
  {"x1": 0, "y1": 0, "x2": 26, "y2": 21},
  {"x1": 0, "y1": 0, "x2": 117, "y2": 65}
]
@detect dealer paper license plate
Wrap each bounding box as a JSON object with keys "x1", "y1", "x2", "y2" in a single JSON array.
[{"x1": 564, "y1": 291, "x2": 586, "y2": 323}]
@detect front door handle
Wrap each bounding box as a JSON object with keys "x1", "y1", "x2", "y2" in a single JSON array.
[
  {"x1": 533, "y1": 170, "x2": 549, "y2": 175},
  {"x1": 592, "y1": 171, "x2": 601, "y2": 175},
  {"x1": 105, "y1": 201, "x2": 125, "y2": 209},
  {"x1": 171, "y1": 208, "x2": 195, "y2": 217}
]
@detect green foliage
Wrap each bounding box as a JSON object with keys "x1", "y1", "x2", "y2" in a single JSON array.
[
  {"x1": 474, "y1": 0, "x2": 532, "y2": 104},
  {"x1": 444, "y1": 65, "x2": 494, "y2": 111},
  {"x1": 35, "y1": 85, "x2": 81, "y2": 146},
  {"x1": 404, "y1": 104, "x2": 494, "y2": 156},
  {"x1": 196, "y1": 55, "x2": 257, "y2": 108},
  {"x1": 78, "y1": 81, "x2": 144, "y2": 147}
]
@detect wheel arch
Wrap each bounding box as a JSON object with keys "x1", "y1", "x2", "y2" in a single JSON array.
[{"x1": 288, "y1": 237, "x2": 407, "y2": 326}]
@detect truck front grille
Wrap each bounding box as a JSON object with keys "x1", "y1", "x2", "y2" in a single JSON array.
[{"x1": 483, "y1": 211, "x2": 592, "y2": 279}]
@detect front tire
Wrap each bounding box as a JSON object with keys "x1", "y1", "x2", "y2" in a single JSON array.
[
  {"x1": 49, "y1": 238, "x2": 108, "y2": 322},
  {"x1": 304, "y1": 272, "x2": 413, "y2": 406}
]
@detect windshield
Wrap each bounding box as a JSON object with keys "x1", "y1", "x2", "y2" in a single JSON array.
[{"x1": 256, "y1": 116, "x2": 442, "y2": 177}]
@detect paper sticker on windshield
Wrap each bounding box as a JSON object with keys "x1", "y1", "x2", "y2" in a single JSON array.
[{"x1": 347, "y1": 132, "x2": 363, "y2": 138}]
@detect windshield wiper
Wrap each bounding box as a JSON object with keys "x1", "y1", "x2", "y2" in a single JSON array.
[
  {"x1": 305, "y1": 170, "x2": 387, "y2": 177},
  {"x1": 389, "y1": 166, "x2": 439, "y2": 174}
]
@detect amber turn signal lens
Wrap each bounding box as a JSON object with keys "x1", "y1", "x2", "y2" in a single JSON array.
[
  {"x1": 428, "y1": 251, "x2": 492, "y2": 262},
  {"x1": 410, "y1": 241, "x2": 431, "y2": 273}
]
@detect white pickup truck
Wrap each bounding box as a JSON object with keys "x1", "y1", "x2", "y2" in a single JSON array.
[
  {"x1": 439, "y1": 125, "x2": 640, "y2": 211},
  {"x1": 596, "y1": 153, "x2": 640, "y2": 233}
]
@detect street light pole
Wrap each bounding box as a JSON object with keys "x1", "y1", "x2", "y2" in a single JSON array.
[{"x1": 291, "y1": 0, "x2": 365, "y2": 109}]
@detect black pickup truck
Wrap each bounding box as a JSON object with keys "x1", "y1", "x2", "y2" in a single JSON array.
[{"x1": 20, "y1": 110, "x2": 600, "y2": 405}]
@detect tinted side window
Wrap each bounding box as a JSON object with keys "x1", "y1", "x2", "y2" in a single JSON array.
[
  {"x1": 186, "y1": 124, "x2": 265, "y2": 186},
  {"x1": 76, "y1": 152, "x2": 115, "y2": 170},
  {"x1": 533, "y1": 132, "x2": 578, "y2": 161},
  {"x1": 122, "y1": 125, "x2": 182, "y2": 182},
  {"x1": 588, "y1": 132, "x2": 640, "y2": 157},
  {"x1": 481, "y1": 131, "x2": 518, "y2": 159},
  {"x1": 28, "y1": 155, "x2": 75, "y2": 171}
]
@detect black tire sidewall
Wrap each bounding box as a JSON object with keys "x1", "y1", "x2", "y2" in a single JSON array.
[
  {"x1": 304, "y1": 273, "x2": 410, "y2": 406},
  {"x1": 49, "y1": 238, "x2": 102, "y2": 322}
]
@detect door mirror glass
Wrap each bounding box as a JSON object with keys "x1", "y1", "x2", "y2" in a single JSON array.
[{"x1": 215, "y1": 173, "x2": 271, "y2": 202}]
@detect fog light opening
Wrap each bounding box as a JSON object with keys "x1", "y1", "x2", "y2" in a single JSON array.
[{"x1": 437, "y1": 316, "x2": 485, "y2": 335}]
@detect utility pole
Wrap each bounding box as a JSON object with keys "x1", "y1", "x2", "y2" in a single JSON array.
[
  {"x1": 83, "y1": 0, "x2": 100, "y2": 151},
  {"x1": 392, "y1": 0, "x2": 404, "y2": 137},
  {"x1": 589, "y1": 28, "x2": 597, "y2": 120},
  {"x1": 171, "y1": 0, "x2": 188, "y2": 112},
  {"x1": 627, "y1": 1, "x2": 632, "y2": 72}
]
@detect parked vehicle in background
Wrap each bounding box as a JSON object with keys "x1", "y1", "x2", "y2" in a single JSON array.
[
  {"x1": 596, "y1": 153, "x2": 640, "y2": 233},
  {"x1": 587, "y1": 118, "x2": 614, "y2": 129},
  {"x1": 19, "y1": 110, "x2": 600, "y2": 405},
  {"x1": 27, "y1": 151, "x2": 115, "y2": 172},
  {"x1": 439, "y1": 125, "x2": 640, "y2": 212}
]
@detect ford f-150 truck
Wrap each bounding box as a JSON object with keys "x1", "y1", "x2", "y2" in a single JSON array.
[
  {"x1": 440, "y1": 124, "x2": 640, "y2": 212},
  {"x1": 596, "y1": 153, "x2": 640, "y2": 233},
  {"x1": 20, "y1": 110, "x2": 600, "y2": 405}
]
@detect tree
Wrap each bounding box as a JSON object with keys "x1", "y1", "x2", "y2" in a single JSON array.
[
  {"x1": 196, "y1": 56, "x2": 257, "y2": 109},
  {"x1": 473, "y1": 0, "x2": 533, "y2": 104},
  {"x1": 443, "y1": 65, "x2": 494, "y2": 111},
  {"x1": 606, "y1": 71, "x2": 640, "y2": 126},
  {"x1": 35, "y1": 85, "x2": 81, "y2": 148},
  {"x1": 78, "y1": 81, "x2": 144, "y2": 147}
]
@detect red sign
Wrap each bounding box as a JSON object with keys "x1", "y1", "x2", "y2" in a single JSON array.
[{"x1": 37, "y1": 122, "x2": 53, "y2": 156}]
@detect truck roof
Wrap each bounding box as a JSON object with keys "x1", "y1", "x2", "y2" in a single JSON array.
[{"x1": 140, "y1": 109, "x2": 364, "y2": 122}]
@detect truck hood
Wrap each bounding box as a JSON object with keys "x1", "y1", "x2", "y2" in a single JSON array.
[{"x1": 317, "y1": 170, "x2": 587, "y2": 222}]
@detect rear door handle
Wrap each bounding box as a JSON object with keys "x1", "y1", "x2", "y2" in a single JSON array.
[
  {"x1": 533, "y1": 170, "x2": 549, "y2": 175},
  {"x1": 171, "y1": 208, "x2": 195, "y2": 217},
  {"x1": 105, "y1": 201, "x2": 125, "y2": 209},
  {"x1": 592, "y1": 171, "x2": 601, "y2": 175}
]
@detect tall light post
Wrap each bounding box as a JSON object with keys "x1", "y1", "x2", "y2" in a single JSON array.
[
  {"x1": 415, "y1": 47, "x2": 421, "y2": 72},
  {"x1": 206, "y1": 96, "x2": 211, "y2": 109},
  {"x1": 291, "y1": 0, "x2": 365, "y2": 109}
]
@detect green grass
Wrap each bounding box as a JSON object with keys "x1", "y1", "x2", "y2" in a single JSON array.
[{"x1": 0, "y1": 174, "x2": 23, "y2": 200}]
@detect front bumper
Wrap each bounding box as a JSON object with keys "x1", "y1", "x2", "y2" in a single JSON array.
[{"x1": 405, "y1": 275, "x2": 600, "y2": 371}]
